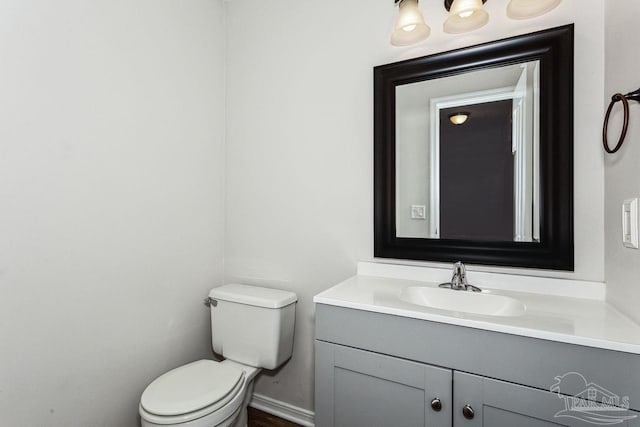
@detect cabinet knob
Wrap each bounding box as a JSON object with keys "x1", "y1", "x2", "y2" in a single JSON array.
[
  {"x1": 430, "y1": 398, "x2": 442, "y2": 412},
  {"x1": 462, "y1": 404, "x2": 475, "y2": 420}
]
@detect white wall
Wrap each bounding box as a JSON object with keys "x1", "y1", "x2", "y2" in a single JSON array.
[
  {"x1": 604, "y1": 0, "x2": 640, "y2": 324},
  {"x1": 225, "y1": 0, "x2": 605, "y2": 411},
  {"x1": 0, "y1": 1, "x2": 226, "y2": 426}
]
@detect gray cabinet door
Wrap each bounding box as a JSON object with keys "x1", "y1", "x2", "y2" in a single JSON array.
[
  {"x1": 315, "y1": 341, "x2": 452, "y2": 427},
  {"x1": 453, "y1": 372, "x2": 640, "y2": 427}
]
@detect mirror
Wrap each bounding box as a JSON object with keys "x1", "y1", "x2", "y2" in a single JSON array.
[
  {"x1": 396, "y1": 60, "x2": 540, "y2": 242},
  {"x1": 374, "y1": 25, "x2": 574, "y2": 270}
]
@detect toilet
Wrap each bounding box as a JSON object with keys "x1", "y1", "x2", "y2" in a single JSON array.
[{"x1": 139, "y1": 284, "x2": 297, "y2": 427}]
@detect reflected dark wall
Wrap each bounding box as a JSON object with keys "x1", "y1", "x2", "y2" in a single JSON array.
[{"x1": 440, "y1": 100, "x2": 514, "y2": 241}]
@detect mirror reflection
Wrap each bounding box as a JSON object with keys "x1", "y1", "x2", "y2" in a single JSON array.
[{"x1": 395, "y1": 60, "x2": 540, "y2": 242}]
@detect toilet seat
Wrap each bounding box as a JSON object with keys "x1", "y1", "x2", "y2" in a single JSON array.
[{"x1": 140, "y1": 360, "x2": 246, "y2": 426}]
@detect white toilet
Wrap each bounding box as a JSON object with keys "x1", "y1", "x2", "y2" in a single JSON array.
[{"x1": 139, "y1": 284, "x2": 297, "y2": 427}]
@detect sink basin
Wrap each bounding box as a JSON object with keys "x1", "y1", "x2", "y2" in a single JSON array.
[{"x1": 399, "y1": 286, "x2": 526, "y2": 317}]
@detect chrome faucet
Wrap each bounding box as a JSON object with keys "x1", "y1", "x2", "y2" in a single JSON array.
[{"x1": 439, "y1": 262, "x2": 482, "y2": 292}]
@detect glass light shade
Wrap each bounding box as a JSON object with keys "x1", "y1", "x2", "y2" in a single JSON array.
[
  {"x1": 443, "y1": 0, "x2": 489, "y2": 34},
  {"x1": 449, "y1": 113, "x2": 469, "y2": 125},
  {"x1": 507, "y1": 0, "x2": 561, "y2": 19},
  {"x1": 391, "y1": 0, "x2": 431, "y2": 46}
]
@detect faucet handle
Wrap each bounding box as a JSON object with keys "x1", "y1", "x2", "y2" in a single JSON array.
[
  {"x1": 452, "y1": 261, "x2": 467, "y2": 283},
  {"x1": 441, "y1": 261, "x2": 482, "y2": 292}
]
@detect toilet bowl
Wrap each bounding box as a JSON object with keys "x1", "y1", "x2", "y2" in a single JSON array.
[
  {"x1": 140, "y1": 360, "x2": 260, "y2": 427},
  {"x1": 139, "y1": 284, "x2": 297, "y2": 427}
]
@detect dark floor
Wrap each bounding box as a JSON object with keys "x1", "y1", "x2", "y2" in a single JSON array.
[{"x1": 247, "y1": 407, "x2": 302, "y2": 427}]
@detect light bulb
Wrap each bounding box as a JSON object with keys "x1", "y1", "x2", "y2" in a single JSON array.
[
  {"x1": 390, "y1": 0, "x2": 431, "y2": 46},
  {"x1": 444, "y1": 0, "x2": 489, "y2": 34}
]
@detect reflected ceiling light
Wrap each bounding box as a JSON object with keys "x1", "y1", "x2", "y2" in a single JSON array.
[
  {"x1": 443, "y1": 0, "x2": 489, "y2": 34},
  {"x1": 507, "y1": 0, "x2": 561, "y2": 19},
  {"x1": 391, "y1": 0, "x2": 431, "y2": 46},
  {"x1": 449, "y1": 112, "x2": 470, "y2": 125}
]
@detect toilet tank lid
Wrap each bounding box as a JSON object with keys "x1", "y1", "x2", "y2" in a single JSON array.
[{"x1": 209, "y1": 284, "x2": 297, "y2": 309}]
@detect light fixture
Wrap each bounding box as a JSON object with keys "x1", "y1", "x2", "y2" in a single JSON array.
[
  {"x1": 507, "y1": 0, "x2": 561, "y2": 20},
  {"x1": 449, "y1": 112, "x2": 470, "y2": 125},
  {"x1": 389, "y1": 0, "x2": 562, "y2": 46},
  {"x1": 443, "y1": 0, "x2": 489, "y2": 34},
  {"x1": 391, "y1": 0, "x2": 431, "y2": 46}
]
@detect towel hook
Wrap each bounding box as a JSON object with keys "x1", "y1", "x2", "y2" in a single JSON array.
[{"x1": 603, "y1": 88, "x2": 640, "y2": 154}]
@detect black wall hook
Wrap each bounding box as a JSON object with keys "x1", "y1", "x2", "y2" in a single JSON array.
[{"x1": 603, "y1": 88, "x2": 640, "y2": 154}]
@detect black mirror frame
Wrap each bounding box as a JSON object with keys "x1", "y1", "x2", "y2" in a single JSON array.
[{"x1": 374, "y1": 25, "x2": 574, "y2": 271}]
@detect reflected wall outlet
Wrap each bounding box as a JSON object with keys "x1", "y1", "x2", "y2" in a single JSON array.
[
  {"x1": 622, "y1": 198, "x2": 639, "y2": 249},
  {"x1": 411, "y1": 205, "x2": 426, "y2": 220}
]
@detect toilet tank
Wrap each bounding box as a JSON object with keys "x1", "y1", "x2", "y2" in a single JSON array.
[{"x1": 208, "y1": 284, "x2": 297, "y2": 370}]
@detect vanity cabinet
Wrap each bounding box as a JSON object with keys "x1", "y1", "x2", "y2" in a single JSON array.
[
  {"x1": 315, "y1": 341, "x2": 579, "y2": 427},
  {"x1": 315, "y1": 304, "x2": 640, "y2": 427}
]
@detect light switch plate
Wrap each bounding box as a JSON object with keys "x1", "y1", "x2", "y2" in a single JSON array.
[
  {"x1": 411, "y1": 205, "x2": 426, "y2": 220},
  {"x1": 622, "y1": 198, "x2": 639, "y2": 249}
]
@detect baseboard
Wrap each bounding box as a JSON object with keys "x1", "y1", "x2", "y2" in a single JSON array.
[{"x1": 249, "y1": 393, "x2": 315, "y2": 427}]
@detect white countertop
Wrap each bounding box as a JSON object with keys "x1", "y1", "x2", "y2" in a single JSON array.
[{"x1": 314, "y1": 271, "x2": 640, "y2": 355}]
